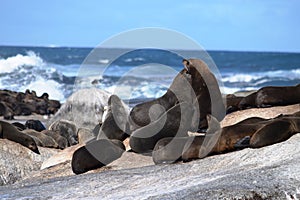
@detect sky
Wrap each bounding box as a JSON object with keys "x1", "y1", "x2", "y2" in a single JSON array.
[{"x1": 0, "y1": 0, "x2": 300, "y2": 52}]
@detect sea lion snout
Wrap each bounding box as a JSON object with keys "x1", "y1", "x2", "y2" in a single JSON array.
[{"x1": 29, "y1": 144, "x2": 40, "y2": 154}]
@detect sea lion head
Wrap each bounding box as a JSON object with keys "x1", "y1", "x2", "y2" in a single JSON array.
[
  {"x1": 182, "y1": 59, "x2": 190, "y2": 73},
  {"x1": 25, "y1": 137, "x2": 40, "y2": 154}
]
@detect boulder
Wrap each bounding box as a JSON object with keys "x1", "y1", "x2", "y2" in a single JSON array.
[
  {"x1": 47, "y1": 88, "x2": 111, "y2": 130},
  {"x1": 41, "y1": 144, "x2": 83, "y2": 170},
  {"x1": 0, "y1": 139, "x2": 59, "y2": 186}
]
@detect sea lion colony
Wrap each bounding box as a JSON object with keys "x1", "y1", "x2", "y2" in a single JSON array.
[{"x1": 0, "y1": 58, "x2": 299, "y2": 175}]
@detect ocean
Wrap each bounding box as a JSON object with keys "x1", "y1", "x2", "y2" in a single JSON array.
[{"x1": 0, "y1": 45, "x2": 299, "y2": 103}]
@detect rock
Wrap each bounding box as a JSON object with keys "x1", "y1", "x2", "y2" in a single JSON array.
[
  {"x1": 47, "y1": 88, "x2": 111, "y2": 129},
  {"x1": 1, "y1": 134, "x2": 300, "y2": 199},
  {"x1": 0, "y1": 139, "x2": 60, "y2": 186},
  {"x1": 41, "y1": 144, "x2": 83, "y2": 170}
]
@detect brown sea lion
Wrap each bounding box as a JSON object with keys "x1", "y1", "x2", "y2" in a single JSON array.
[
  {"x1": 77, "y1": 128, "x2": 95, "y2": 144},
  {"x1": 182, "y1": 59, "x2": 225, "y2": 128},
  {"x1": 25, "y1": 119, "x2": 46, "y2": 132},
  {"x1": 153, "y1": 111, "x2": 300, "y2": 164},
  {"x1": 97, "y1": 95, "x2": 129, "y2": 141},
  {"x1": 250, "y1": 116, "x2": 300, "y2": 148},
  {"x1": 152, "y1": 115, "x2": 222, "y2": 164},
  {"x1": 130, "y1": 102, "x2": 193, "y2": 153},
  {"x1": 239, "y1": 84, "x2": 300, "y2": 109},
  {"x1": 71, "y1": 139, "x2": 125, "y2": 174},
  {"x1": 225, "y1": 94, "x2": 243, "y2": 114},
  {"x1": 129, "y1": 58, "x2": 225, "y2": 132},
  {"x1": 41, "y1": 130, "x2": 68, "y2": 149},
  {"x1": 0, "y1": 121, "x2": 40, "y2": 154},
  {"x1": 23, "y1": 129, "x2": 59, "y2": 149},
  {"x1": 49, "y1": 119, "x2": 78, "y2": 146},
  {"x1": 129, "y1": 65, "x2": 193, "y2": 132},
  {"x1": 0, "y1": 101, "x2": 14, "y2": 120},
  {"x1": 12, "y1": 122, "x2": 26, "y2": 131}
]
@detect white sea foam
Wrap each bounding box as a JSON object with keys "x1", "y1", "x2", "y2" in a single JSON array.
[
  {"x1": 0, "y1": 51, "x2": 44, "y2": 73},
  {"x1": 222, "y1": 68, "x2": 300, "y2": 84},
  {"x1": 20, "y1": 77, "x2": 65, "y2": 101},
  {"x1": 222, "y1": 74, "x2": 260, "y2": 83},
  {"x1": 221, "y1": 86, "x2": 258, "y2": 94}
]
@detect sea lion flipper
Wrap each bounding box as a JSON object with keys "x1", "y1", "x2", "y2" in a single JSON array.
[
  {"x1": 71, "y1": 139, "x2": 125, "y2": 174},
  {"x1": 250, "y1": 119, "x2": 293, "y2": 148}
]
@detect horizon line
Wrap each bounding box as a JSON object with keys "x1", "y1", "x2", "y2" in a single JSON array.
[{"x1": 0, "y1": 44, "x2": 299, "y2": 54}]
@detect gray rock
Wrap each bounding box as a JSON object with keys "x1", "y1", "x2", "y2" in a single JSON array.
[
  {"x1": 47, "y1": 88, "x2": 111, "y2": 130},
  {"x1": 1, "y1": 134, "x2": 300, "y2": 199},
  {"x1": 0, "y1": 139, "x2": 60, "y2": 186}
]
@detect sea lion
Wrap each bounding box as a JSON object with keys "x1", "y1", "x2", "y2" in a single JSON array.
[
  {"x1": 28, "y1": 135, "x2": 44, "y2": 147},
  {"x1": 152, "y1": 137, "x2": 188, "y2": 164},
  {"x1": 23, "y1": 129, "x2": 59, "y2": 148},
  {"x1": 129, "y1": 58, "x2": 225, "y2": 132},
  {"x1": 129, "y1": 65, "x2": 193, "y2": 132},
  {"x1": 153, "y1": 112, "x2": 300, "y2": 164},
  {"x1": 49, "y1": 119, "x2": 78, "y2": 146},
  {"x1": 41, "y1": 130, "x2": 68, "y2": 149},
  {"x1": 250, "y1": 116, "x2": 300, "y2": 148},
  {"x1": 182, "y1": 59, "x2": 225, "y2": 128},
  {"x1": 0, "y1": 121, "x2": 40, "y2": 154},
  {"x1": 25, "y1": 119, "x2": 46, "y2": 132},
  {"x1": 71, "y1": 139, "x2": 125, "y2": 174},
  {"x1": 239, "y1": 84, "x2": 300, "y2": 109},
  {"x1": 0, "y1": 101, "x2": 14, "y2": 120},
  {"x1": 77, "y1": 128, "x2": 95, "y2": 144},
  {"x1": 152, "y1": 115, "x2": 222, "y2": 164},
  {"x1": 97, "y1": 95, "x2": 129, "y2": 141},
  {"x1": 130, "y1": 102, "x2": 193, "y2": 153},
  {"x1": 225, "y1": 94, "x2": 243, "y2": 114},
  {"x1": 12, "y1": 122, "x2": 26, "y2": 131}
]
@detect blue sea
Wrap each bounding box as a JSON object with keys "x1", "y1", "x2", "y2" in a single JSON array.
[{"x1": 0, "y1": 46, "x2": 299, "y2": 102}]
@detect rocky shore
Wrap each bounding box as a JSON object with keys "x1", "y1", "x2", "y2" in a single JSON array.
[{"x1": 0, "y1": 100, "x2": 299, "y2": 199}]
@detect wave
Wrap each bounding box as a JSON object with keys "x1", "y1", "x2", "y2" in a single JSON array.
[
  {"x1": 0, "y1": 51, "x2": 73, "y2": 101},
  {"x1": 222, "y1": 69, "x2": 300, "y2": 84},
  {"x1": 0, "y1": 51, "x2": 45, "y2": 73}
]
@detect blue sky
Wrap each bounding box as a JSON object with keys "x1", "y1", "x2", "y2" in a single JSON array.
[{"x1": 1, "y1": 0, "x2": 299, "y2": 52}]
